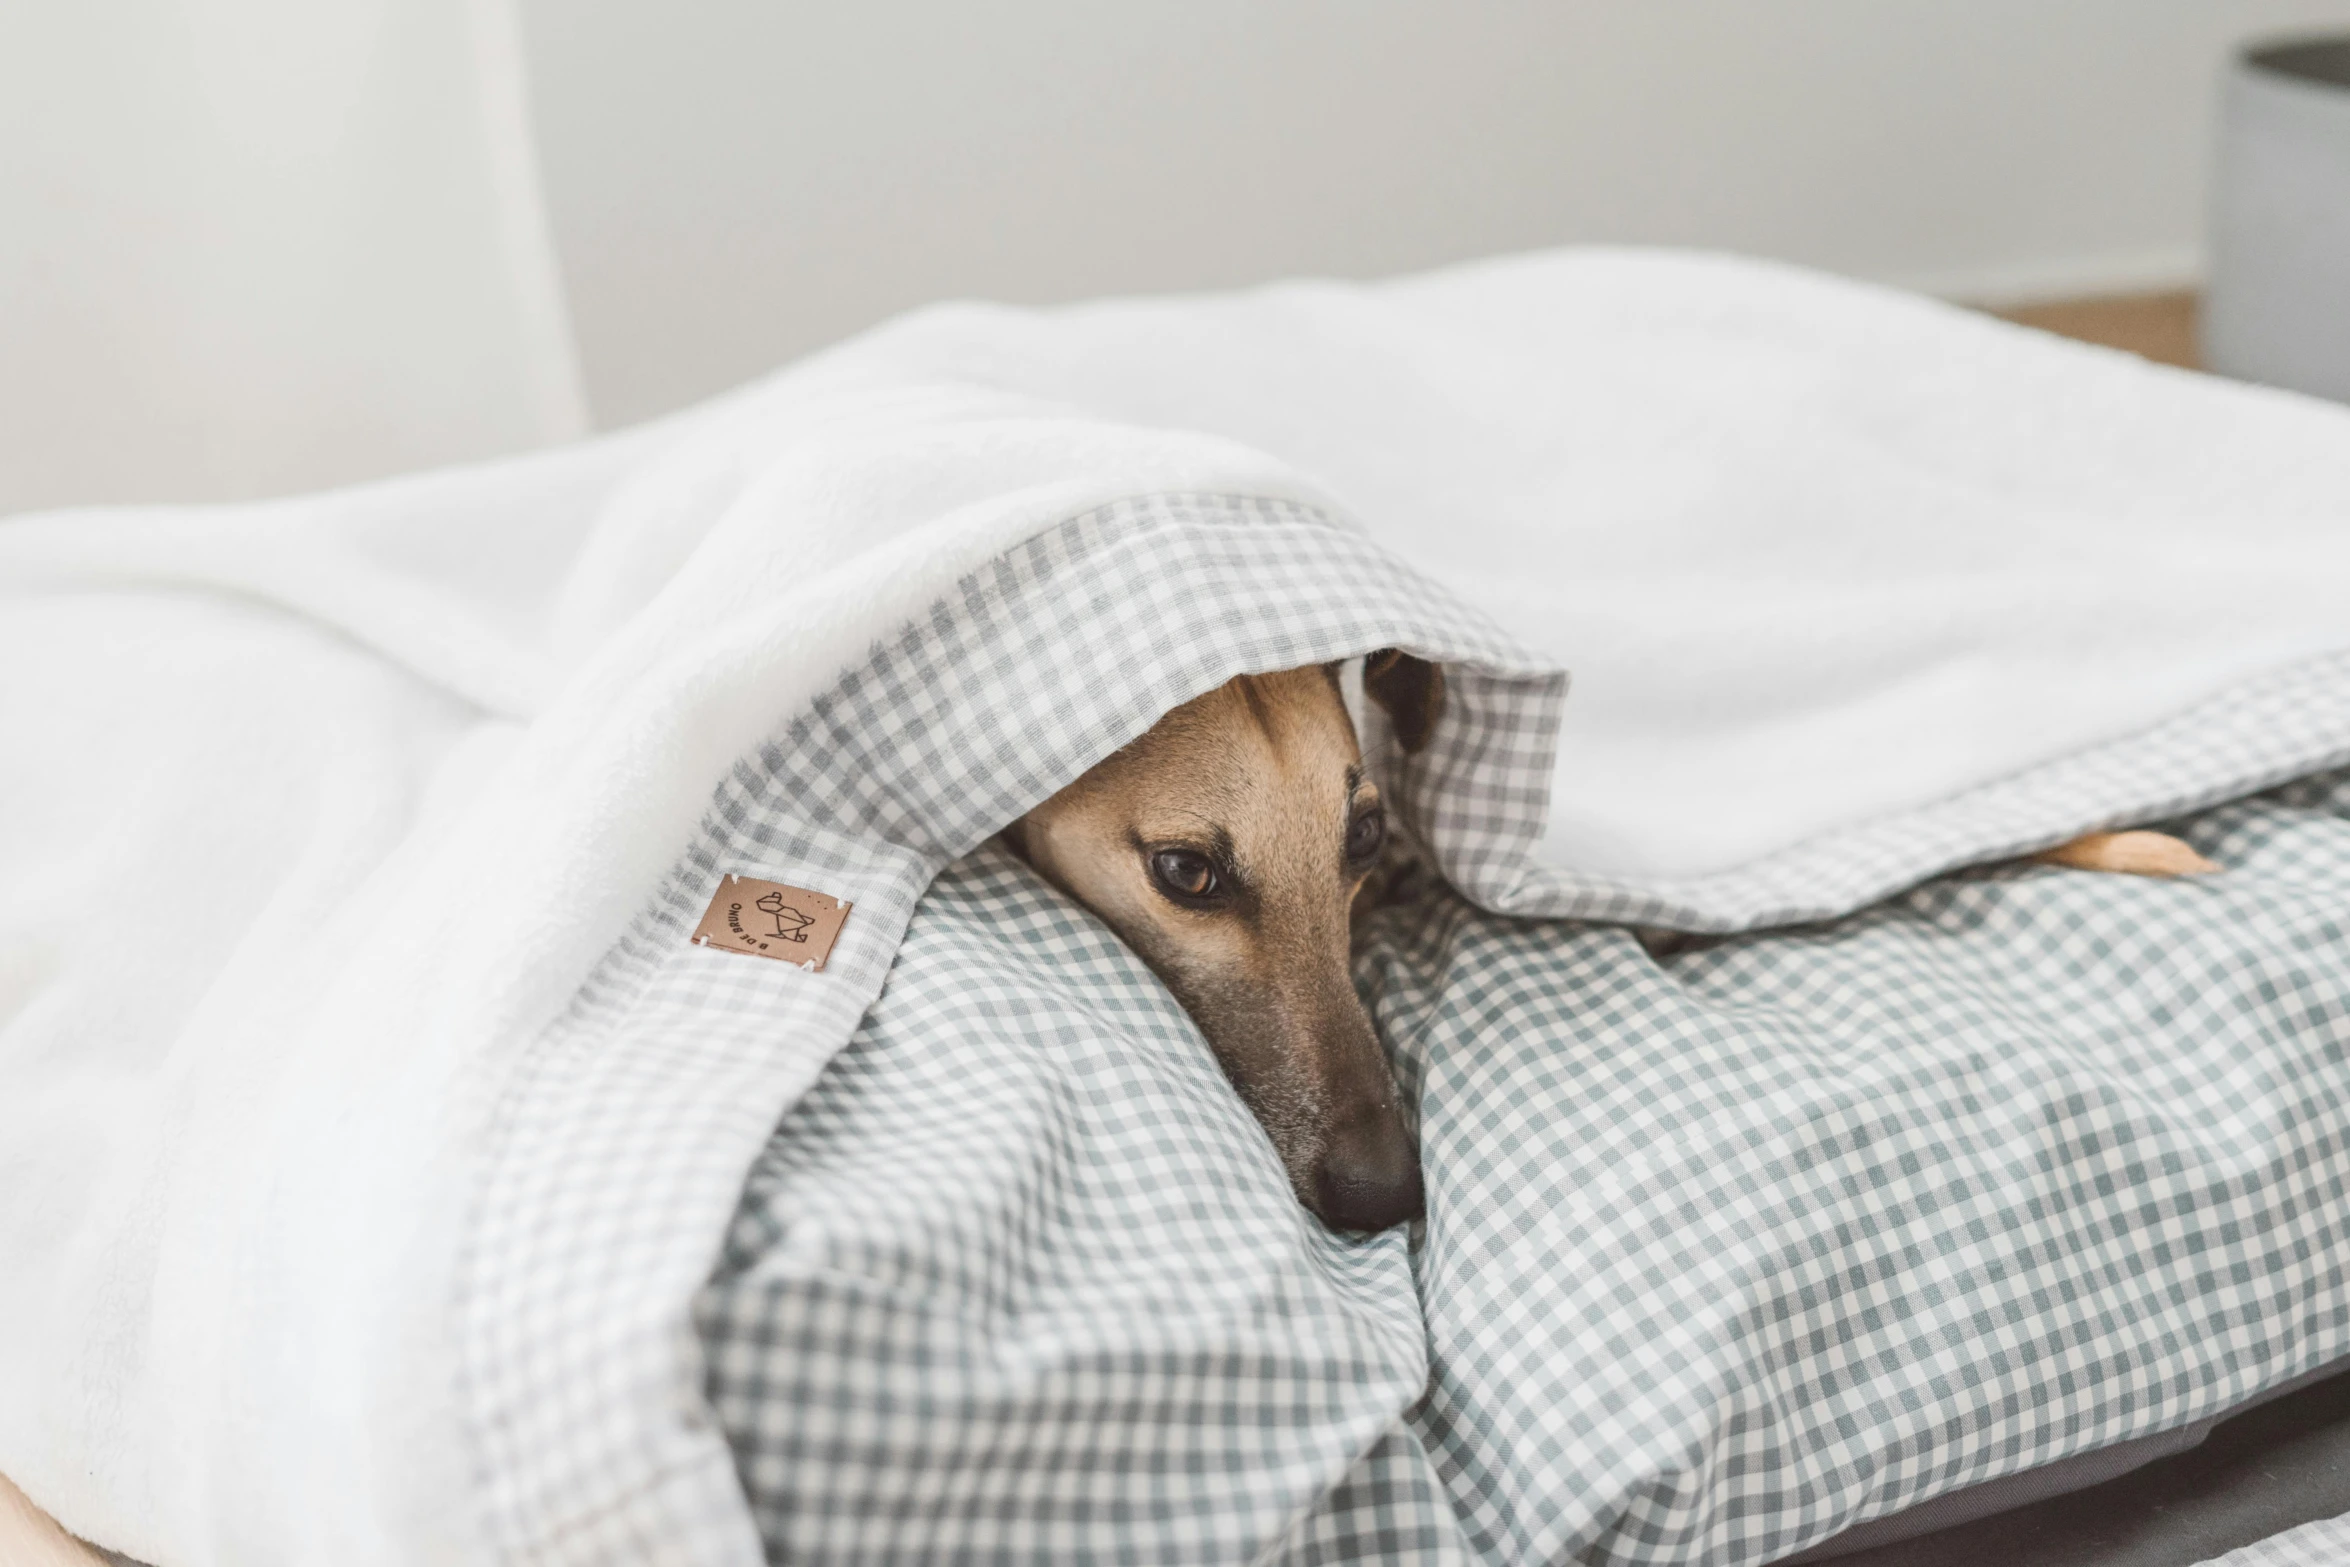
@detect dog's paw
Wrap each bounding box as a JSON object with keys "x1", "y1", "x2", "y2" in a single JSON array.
[{"x1": 2034, "y1": 830, "x2": 2219, "y2": 878}]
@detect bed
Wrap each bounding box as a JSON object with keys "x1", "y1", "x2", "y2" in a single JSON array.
[{"x1": 5, "y1": 249, "x2": 2350, "y2": 1566}]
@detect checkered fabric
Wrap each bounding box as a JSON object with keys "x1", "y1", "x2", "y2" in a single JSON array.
[
  {"x1": 2195, "y1": 1511, "x2": 2350, "y2": 1567},
  {"x1": 703, "y1": 768, "x2": 2350, "y2": 1565},
  {"x1": 452, "y1": 493, "x2": 1562, "y2": 1565},
  {"x1": 1377, "y1": 767, "x2": 2350, "y2": 1563},
  {"x1": 698, "y1": 845, "x2": 1436, "y2": 1564}
]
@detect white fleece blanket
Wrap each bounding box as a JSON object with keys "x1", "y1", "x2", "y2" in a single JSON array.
[
  {"x1": 840, "y1": 251, "x2": 2350, "y2": 919},
  {"x1": 4, "y1": 249, "x2": 2350, "y2": 1564}
]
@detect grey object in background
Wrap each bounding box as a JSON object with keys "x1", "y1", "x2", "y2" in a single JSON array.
[{"x1": 2207, "y1": 36, "x2": 2350, "y2": 402}]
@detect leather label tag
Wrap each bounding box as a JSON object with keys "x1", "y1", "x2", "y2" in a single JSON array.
[{"x1": 690, "y1": 875, "x2": 852, "y2": 971}]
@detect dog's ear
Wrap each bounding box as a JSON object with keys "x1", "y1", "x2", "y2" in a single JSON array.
[{"x1": 1362, "y1": 649, "x2": 1445, "y2": 754}]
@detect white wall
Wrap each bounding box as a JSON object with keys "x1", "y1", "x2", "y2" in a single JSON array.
[
  {"x1": 0, "y1": 0, "x2": 584, "y2": 514},
  {"x1": 13, "y1": 2, "x2": 2350, "y2": 504},
  {"x1": 521, "y1": 0, "x2": 2350, "y2": 429}
]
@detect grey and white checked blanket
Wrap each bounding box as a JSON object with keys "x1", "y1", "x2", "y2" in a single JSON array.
[
  {"x1": 688, "y1": 667, "x2": 2350, "y2": 1560},
  {"x1": 11, "y1": 251, "x2": 2350, "y2": 1567},
  {"x1": 2199, "y1": 1512, "x2": 2350, "y2": 1567}
]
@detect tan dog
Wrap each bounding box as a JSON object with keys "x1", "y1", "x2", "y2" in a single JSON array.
[{"x1": 1007, "y1": 653, "x2": 1440, "y2": 1232}]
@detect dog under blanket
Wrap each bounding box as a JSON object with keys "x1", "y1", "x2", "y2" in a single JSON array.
[
  {"x1": 5, "y1": 248, "x2": 2350, "y2": 1566},
  {"x1": 698, "y1": 773, "x2": 2350, "y2": 1563}
]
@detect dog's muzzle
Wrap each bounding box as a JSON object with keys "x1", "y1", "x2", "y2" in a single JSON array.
[{"x1": 1312, "y1": 1110, "x2": 1425, "y2": 1233}]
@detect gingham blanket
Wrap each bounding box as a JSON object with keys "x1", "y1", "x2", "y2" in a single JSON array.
[
  {"x1": 10, "y1": 250, "x2": 2350, "y2": 1567},
  {"x1": 708, "y1": 802, "x2": 2350, "y2": 1566},
  {"x1": 671, "y1": 520, "x2": 2350, "y2": 1564},
  {"x1": 2200, "y1": 1513, "x2": 2350, "y2": 1567}
]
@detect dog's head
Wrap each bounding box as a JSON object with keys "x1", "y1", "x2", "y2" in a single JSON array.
[{"x1": 1010, "y1": 653, "x2": 1443, "y2": 1232}]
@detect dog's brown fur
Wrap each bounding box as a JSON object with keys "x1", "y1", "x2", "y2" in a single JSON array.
[{"x1": 1009, "y1": 660, "x2": 1435, "y2": 1232}]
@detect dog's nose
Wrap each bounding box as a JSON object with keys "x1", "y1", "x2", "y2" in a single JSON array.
[{"x1": 1312, "y1": 1116, "x2": 1426, "y2": 1233}]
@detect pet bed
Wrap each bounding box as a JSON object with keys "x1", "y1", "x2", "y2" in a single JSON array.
[{"x1": 5, "y1": 250, "x2": 2350, "y2": 1566}]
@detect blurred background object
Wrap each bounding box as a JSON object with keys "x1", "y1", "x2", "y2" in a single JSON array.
[
  {"x1": 9, "y1": 0, "x2": 2350, "y2": 512},
  {"x1": 0, "y1": 0, "x2": 585, "y2": 515},
  {"x1": 2205, "y1": 34, "x2": 2350, "y2": 401},
  {"x1": 1996, "y1": 292, "x2": 2203, "y2": 369}
]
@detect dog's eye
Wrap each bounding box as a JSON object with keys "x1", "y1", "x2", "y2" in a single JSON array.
[
  {"x1": 1149, "y1": 848, "x2": 1222, "y2": 903},
  {"x1": 1345, "y1": 805, "x2": 1386, "y2": 866}
]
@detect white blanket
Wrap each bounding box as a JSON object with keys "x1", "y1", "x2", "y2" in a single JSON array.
[
  {"x1": 4, "y1": 248, "x2": 2350, "y2": 1565},
  {"x1": 837, "y1": 249, "x2": 2350, "y2": 917}
]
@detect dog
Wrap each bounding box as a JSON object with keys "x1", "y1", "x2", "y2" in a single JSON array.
[
  {"x1": 1011, "y1": 649, "x2": 2216, "y2": 1235},
  {"x1": 1006, "y1": 652, "x2": 1441, "y2": 1233}
]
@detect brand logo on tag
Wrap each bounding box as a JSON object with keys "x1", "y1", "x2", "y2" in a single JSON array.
[{"x1": 691, "y1": 875, "x2": 852, "y2": 971}]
